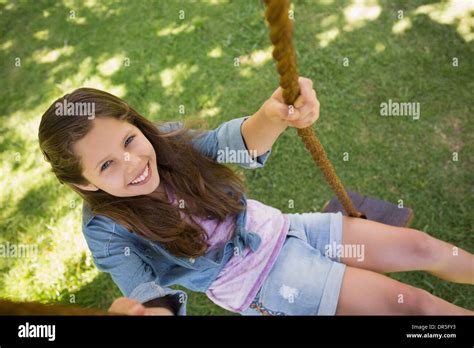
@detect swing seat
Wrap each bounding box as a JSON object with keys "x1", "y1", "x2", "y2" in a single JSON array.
[{"x1": 323, "y1": 191, "x2": 414, "y2": 227}]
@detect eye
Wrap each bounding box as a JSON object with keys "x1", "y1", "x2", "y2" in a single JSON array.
[
  {"x1": 101, "y1": 160, "x2": 112, "y2": 172},
  {"x1": 100, "y1": 135, "x2": 135, "y2": 172},
  {"x1": 125, "y1": 135, "x2": 135, "y2": 147}
]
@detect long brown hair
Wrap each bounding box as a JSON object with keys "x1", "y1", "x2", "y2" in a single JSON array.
[{"x1": 38, "y1": 88, "x2": 246, "y2": 258}]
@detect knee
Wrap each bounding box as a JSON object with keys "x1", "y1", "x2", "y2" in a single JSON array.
[
  {"x1": 409, "y1": 230, "x2": 440, "y2": 266},
  {"x1": 409, "y1": 288, "x2": 433, "y2": 315},
  {"x1": 403, "y1": 287, "x2": 434, "y2": 315}
]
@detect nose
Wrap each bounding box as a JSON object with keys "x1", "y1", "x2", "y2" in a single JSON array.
[{"x1": 124, "y1": 153, "x2": 140, "y2": 176}]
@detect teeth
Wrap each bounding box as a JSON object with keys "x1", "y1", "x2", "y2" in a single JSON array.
[{"x1": 131, "y1": 163, "x2": 149, "y2": 184}]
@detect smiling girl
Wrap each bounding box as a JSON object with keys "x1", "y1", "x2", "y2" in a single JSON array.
[{"x1": 38, "y1": 77, "x2": 473, "y2": 316}]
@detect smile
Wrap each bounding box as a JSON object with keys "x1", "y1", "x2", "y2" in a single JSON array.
[{"x1": 129, "y1": 162, "x2": 151, "y2": 186}]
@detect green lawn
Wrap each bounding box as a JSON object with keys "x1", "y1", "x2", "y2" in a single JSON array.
[{"x1": 0, "y1": 0, "x2": 472, "y2": 315}]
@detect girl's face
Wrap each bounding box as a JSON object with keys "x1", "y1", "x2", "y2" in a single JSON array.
[{"x1": 72, "y1": 117, "x2": 161, "y2": 197}]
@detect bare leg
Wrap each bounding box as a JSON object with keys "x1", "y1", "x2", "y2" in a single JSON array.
[
  {"x1": 338, "y1": 216, "x2": 474, "y2": 284},
  {"x1": 335, "y1": 266, "x2": 473, "y2": 315}
]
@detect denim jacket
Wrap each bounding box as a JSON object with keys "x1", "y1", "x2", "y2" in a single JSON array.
[{"x1": 82, "y1": 115, "x2": 272, "y2": 315}]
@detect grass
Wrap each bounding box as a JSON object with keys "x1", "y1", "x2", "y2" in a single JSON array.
[{"x1": 0, "y1": 0, "x2": 472, "y2": 314}]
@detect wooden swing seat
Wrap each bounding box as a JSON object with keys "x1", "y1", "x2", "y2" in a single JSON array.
[{"x1": 323, "y1": 191, "x2": 414, "y2": 227}]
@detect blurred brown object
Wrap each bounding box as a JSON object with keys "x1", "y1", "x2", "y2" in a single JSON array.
[{"x1": 0, "y1": 298, "x2": 110, "y2": 315}]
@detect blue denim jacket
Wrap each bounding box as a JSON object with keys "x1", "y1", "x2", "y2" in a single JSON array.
[{"x1": 82, "y1": 116, "x2": 272, "y2": 315}]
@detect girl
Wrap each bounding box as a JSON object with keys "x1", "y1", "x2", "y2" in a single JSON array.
[{"x1": 38, "y1": 77, "x2": 473, "y2": 316}]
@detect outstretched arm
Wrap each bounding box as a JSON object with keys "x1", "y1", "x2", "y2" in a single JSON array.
[{"x1": 240, "y1": 108, "x2": 287, "y2": 159}]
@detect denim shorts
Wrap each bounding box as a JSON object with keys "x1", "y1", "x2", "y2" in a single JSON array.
[{"x1": 240, "y1": 211, "x2": 346, "y2": 316}]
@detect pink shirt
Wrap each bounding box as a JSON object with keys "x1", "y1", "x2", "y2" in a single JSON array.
[{"x1": 164, "y1": 184, "x2": 290, "y2": 313}]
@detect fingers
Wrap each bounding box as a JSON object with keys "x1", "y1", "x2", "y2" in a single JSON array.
[
  {"x1": 286, "y1": 104, "x2": 302, "y2": 120},
  {"x1": 268, "y1": 76, "x2": 319, "y2": 125},
  {"x1": 108, "y1": 297, "x2": 146, "y2": 315},
  {"x1": 287, "y1": 92, "x2": 318, "y2": 122},
  {"x1": 285, "y1": 77, "x2": 319, "y2": 128},
  {"x1": 298, "y1": 76, "x2": 313, "y2": 91},
  {"x1": 294, "y1": 95, "x2": 313, "y2": 115},
  {"x1": 299, "y1": 79, "x2": 317, "y2": 106},
  {"x1": 294, "y1": 94, "x2": 305, "y2": 108}
]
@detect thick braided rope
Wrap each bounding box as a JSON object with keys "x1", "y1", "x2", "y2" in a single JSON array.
[{"x1": 263, "y1": 0, "x2": 365, "y2": 218}]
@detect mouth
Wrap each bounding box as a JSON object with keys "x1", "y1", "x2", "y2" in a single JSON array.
[{"x1": 128, "y1": 161, "x2": 152, "y2": 186}]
